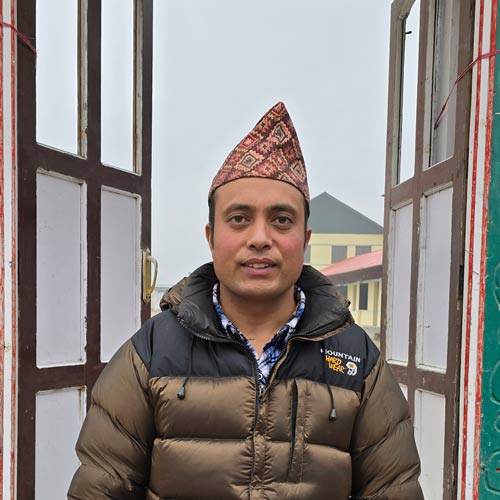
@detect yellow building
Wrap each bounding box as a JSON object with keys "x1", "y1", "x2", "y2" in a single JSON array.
[
  {"x1": 320, "y1": 250, "x2": 383, "y2": 346},
  {"x1": 305, "y1": 192, "x2": 383, "y2": 270},
  {"x1": 306, "y1": 192, "x2": 384, "y2": 344}
]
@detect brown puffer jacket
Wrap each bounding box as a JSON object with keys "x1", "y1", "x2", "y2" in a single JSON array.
[{"x1": 68, "y1": 263, "x2": 423, "y2": 500}]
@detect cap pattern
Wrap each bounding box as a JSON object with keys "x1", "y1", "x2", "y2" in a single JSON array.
[{"x1": 209, "y1": 102, "x2": 309, "y2": 201}]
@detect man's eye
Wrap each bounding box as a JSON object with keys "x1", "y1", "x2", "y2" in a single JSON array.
[
  {"x1": 275, "y1": 216, "x2": 292, "y2": 225},
  {"x1": 230, "y1": 215, "x2": 246, "y2": 224}
]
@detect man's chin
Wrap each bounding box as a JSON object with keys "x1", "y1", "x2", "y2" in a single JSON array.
[{"x1": 231, "y1": 284, "x2": 292, "y2": 302}]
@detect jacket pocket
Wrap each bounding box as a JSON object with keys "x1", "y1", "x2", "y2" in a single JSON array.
[{"x1": 287, "y1": 379, "x2": 299, "y2": 482}]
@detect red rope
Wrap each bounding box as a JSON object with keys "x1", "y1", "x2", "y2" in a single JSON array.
[
  {"x1": 0, "y1": 20, "x2": 36, "y2": 55},
  {"x1": 434, "y1": 49, "x2": 500, "y2": 129}
]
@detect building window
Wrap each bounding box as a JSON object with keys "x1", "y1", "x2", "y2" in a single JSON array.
[
  {"x1": 359, "y1": 283, "x2": 369, "y2": 310},
  {"x1": 355, "y1": 245, "x2": 371, "y2": 256},
  {"x1": 304, "y1": 245, "x2": 311, "y2": 264},
  {"x1": 331, "y1": 245, "x2": 347, "y2": 263}
]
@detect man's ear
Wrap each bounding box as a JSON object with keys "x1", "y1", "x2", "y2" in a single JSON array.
[
  {"x1": 205, "y1": 223, "x2": 214, "y2": 250},
  {"x1": 305, "y1": 227, "x2": 312, "y2": 248}
]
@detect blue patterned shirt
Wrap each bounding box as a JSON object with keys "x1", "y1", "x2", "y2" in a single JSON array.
[{"x1": 212, "y1": 283, "x2": 306, "y2": 394}]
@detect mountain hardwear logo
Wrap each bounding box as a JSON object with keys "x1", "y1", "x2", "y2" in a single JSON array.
[
  {"x1": 321, "y1": 348, "x2": 360, "y2": 377},
  {"x1": 346, "y1": 361, "x2": 358, "y2": 376}
]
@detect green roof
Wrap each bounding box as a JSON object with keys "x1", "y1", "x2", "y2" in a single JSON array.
[{"x1": 308, "y1": 192, "x2": 383, "y2": 235}]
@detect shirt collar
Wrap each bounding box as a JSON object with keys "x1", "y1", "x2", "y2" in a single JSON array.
[{"x1": 212, "y1": 283, "x2": 306, "y2": 337}]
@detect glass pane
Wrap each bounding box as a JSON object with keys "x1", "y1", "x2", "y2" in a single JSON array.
[
  {"x1": 101, "y1": 0, "x2": 135, "y2": 171},
  {"x1": 36, "y1": 173, "x2": 86, "y2": 367},
  {"x1": 387, "y1": 204, "x2": 413, "y2": 364},
  {"x1": 398, "y1": 0, "x2": 420, "y2": 184},
  {"x1": 35, "y1": 388, "x2": 86, "y2": 499},
  {"x1": 152, "y1": 0, "x2": 390, "y2": 291},
  {"x1": 417, "y1": 187, "x2": 453, "y2": 371},
  {"x1": 414, "y1": 390, "x2": 446, "y2": 499},
  {"x1": 101, "y1": 188, "x2": 141, "y2": 361},
  {"x1": 355, "y1": 245, "x2": 371, "y2": 256},
  {"x1": 430, "y1": 0, "x2": 460, "y2": 166},
  {"x1": 359, "y1": 283, "x2": 369, "y2": 310},
  {"x1": 332, "y1": 246, "x2": 348, "y2": 263},
  {"x1": 36, "y1": 0, "x2": 79, "y2": 154}
]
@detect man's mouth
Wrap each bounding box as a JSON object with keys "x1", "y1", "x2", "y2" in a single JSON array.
[{"x1": 242, "y1": 260, "x2": 276, "y2": 269}]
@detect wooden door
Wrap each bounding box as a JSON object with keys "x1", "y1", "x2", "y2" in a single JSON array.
[
  {"x1": 381, "y1": 0, "x2": 473, "y2": 498},
  {"x1": 16, "y1": 1, "x2": 153, "y2": 498}
]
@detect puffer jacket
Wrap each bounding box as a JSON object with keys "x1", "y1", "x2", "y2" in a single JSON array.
[{"x1": 68, "y1": 263, "x2": 423, "y2": 500}]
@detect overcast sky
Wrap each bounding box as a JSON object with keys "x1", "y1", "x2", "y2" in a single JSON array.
[{"x1": 152, "y1": 0, "x2": 393, "y2": 286}]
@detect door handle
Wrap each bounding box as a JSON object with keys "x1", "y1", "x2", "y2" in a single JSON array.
[{"x1": 142, "y1": 248, "x2": 158, "y2": 304}]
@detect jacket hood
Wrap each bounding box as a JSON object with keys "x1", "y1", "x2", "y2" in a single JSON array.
[{"x1": 160, "y1": 262, "x2": 351, "y2": 340}]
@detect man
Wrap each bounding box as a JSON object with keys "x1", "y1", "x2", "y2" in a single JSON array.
[{"x1": 68, "y1": 102, "x2": 423, "y2": 499}]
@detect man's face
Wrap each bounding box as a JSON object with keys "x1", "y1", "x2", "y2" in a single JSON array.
[{"x1": 205, "y1": 177, "x2": 312, "y2": 304}]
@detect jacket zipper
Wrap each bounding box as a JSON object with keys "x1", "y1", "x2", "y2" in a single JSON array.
[
  {"x1": 177, "y1": 318, "x2": 261, "y2": 417},
  {"x1": 176, "y1": 317, "x2": 262, "y2": 487},
  {"x1": 287, "y1": 379, "x2": 299, "y2": 481},
  {"x1": 262, "y1": 335, "x2": 305, "y2": 397},
  {"x1": 176, "y1": 316, "x2": 353, "y2": 488}
]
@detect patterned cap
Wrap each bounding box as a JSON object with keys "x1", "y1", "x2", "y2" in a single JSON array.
[{"x1": 209, "y1": 102, "x2": 309, "y2": 201}]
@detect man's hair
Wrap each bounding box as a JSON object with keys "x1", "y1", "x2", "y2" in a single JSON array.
[{"x1": 207, "y1": 191, "x2": 310, "y2": 242}]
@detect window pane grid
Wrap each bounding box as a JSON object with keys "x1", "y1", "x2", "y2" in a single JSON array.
[
  {"x1": 101, "y1": 0, "x2": 137, "y2": 172},
  {"x1": 429, "y1": 0, "x2": 459, "y2": 167},
  {"x1": 396, "y1": 0, "x2": 420, "y2": 185}
]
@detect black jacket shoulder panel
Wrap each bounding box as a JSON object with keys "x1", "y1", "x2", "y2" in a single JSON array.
[
  {"x1": 324, "y1": 324, "x2": 380, "y2": 379},
  {"x1": 277, "y1": 324, "x2": 380, "y2": 392},
  {"x1": 131, "y1": 309, "x2": 178, "y2": 371},
  {"x1": 133, "y1": 311, "x2": 380, "y2": 389},
  {"x1": 132, "y1": 309, "x2": 255, "y2": 379}
]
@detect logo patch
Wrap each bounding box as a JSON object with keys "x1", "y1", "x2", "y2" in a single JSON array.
[
  {"x1": 321, "y1": 348, "x2": 360, "y2": 377},
  {"x1": 346, "y1": 361, "x2": 358, "y2": 376},
  {"x1": 325, "y1": 355, "x2": 345, "y2": 373}
]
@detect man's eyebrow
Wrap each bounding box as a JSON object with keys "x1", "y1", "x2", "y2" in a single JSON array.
[
  {"x1": 268, "y1": 204, "x2": 298, "y2": 214},
  {"x1": 223, "y1": 203, "x2": 253, "y2": 214},
  {"x1": 222, "y1": 203, "x2": 298, "y2": 214}
]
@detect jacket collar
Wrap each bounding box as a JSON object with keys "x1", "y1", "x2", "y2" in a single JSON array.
[{"x1": 161, "y1": 262, "x2": 350, "y2": 340}]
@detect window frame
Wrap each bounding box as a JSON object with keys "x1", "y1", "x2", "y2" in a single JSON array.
[{"x1": 16, "y1": 1, "x2": 154, "y2": 497}]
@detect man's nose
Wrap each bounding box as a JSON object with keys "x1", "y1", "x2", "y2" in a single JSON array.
[{"x1": 247, "y1": 219, "x2": 272, "y2": 249}]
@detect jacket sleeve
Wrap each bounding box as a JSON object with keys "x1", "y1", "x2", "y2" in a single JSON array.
[
  {"x1": 68, "y1": 339, "x2": 156, "y2": 499},
  {"x1": 350, "y1": 354, "x2": 424, "y2": 500}
]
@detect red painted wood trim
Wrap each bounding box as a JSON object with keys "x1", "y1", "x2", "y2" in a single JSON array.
[
  {"x1": 461, "y1": 0, "x2": 485, "y2": 495},
  {"x1": 473, "y1": 1, "x2": 498, "y2": 498},
  {"x1": 0, "y1": 0, "x2": 5, "y2": 491}
]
